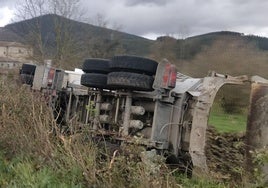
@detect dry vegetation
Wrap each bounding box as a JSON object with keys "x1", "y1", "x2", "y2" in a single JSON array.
[
  {"x1": 0, "y1": 72, "x2": 246, "y2": 187},
  {"x1": 0, "y1": 75, "x2": 180, "y2": 187},
  {"x1": 177, "y1": 36, "x2": 268, "y2": 78}
]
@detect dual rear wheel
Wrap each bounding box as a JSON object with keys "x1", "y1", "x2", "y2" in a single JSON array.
[
  {"x1": 20, "y1": 64, "x2": 36, "y2": 86},
  {"x1": 81, "y1": 56, "x2": 158, "y2": 91}
]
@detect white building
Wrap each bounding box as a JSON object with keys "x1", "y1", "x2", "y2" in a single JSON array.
[
  {"x1": 0, "y1": 41, "x2": 33, "y2": 68},
  {"x1": 0, "y1": 28, "x2": 33, "y2": 69}
]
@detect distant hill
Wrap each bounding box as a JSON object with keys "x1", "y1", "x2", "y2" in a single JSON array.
[
  {"x1": 151, "y1": 31, "x2": 268, "y2": 106},
  {"x1": 4, "y1": 14, "x2": 268, "y2": 59},
  {"x1": 2, "y1": 14, "x2": 268, "y2": 76},
  {"x1": 0, "y1": 27, "x2": 24, "y2": 42},
  {"x1": 187, "y1": 31, "x2": 268, "y2": 56},
  {"x1": 4, "y1": 14, "x2": 154, "y2": 66},
  {"x1": 153, "y1": 31, "x2": 268, "y2": 61},
  {"x1": 3, "y1": 15, "x2": 268, "y2": 107},
  {"x1": 189, "y1": 31, "x2": 268, "y2": 51},
  {"x1": 178, "y1": 32, "x2": 268, "y2": 77}
]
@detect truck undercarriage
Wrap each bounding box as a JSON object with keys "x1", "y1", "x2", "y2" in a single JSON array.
[{"x1": 19, "y1": 56, "x2": 267, "y2": 178}]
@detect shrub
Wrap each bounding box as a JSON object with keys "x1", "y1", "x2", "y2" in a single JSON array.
[{"x1": 220, "y1": 97, "x2": 243, "y2": 114}]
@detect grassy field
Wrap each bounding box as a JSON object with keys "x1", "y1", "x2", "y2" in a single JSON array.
[{"x1": 209, "y1": 103, "x2": 247, "y2": 133}]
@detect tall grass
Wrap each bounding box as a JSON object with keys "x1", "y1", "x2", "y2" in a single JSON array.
[{"x1": 0, "y1": 77, "x2": 177, "y2": 187}]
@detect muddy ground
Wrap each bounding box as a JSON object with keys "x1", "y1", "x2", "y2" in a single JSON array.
[{"x1": 206, "y1": 126, "x2": 246, "y2": 183}]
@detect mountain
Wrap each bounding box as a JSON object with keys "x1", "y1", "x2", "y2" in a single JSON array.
[
  {"x1": 0, "y1": 27, "x2": 24, "y2": 42},
  {"x1": 3, "y1": 15, "x2": 268, "y2": 107},
  {"x1": 3, "y1": 14, "x2": 268, "y2": 78},
  {"x1": 184, "y1": 31, "x2": 268, "y2": 57},
  {"x1": 4, "y1": 14, "x2": 154, "y2": 67},
  {"x1": 153, "y1": 31, "x2": 268, "y2": 61}
]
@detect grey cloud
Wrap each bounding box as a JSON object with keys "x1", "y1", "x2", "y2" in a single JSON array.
[
  {"x1": 124, "y1": 0, "x2": 171, "y2": 6},
  {"x1": 0, "y1": 0, "x2": 9, "y2": 6},
  {"x1": 2, "y1": 0, "x2": 268, "y2": 39},
  {"x1": 0, "y1": 0, "x2": 16, "y2": 7},
  {"x1": 115, "y1": 0, "x2": 268, "y2": 38}
]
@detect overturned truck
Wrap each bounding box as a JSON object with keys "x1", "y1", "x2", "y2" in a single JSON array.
[{"x1": 20, "y1": 56, "x2": 267, "y2": 177}]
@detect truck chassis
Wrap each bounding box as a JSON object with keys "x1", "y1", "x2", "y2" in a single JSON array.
[{"x1": 19, "y1": 56, "x2": 267, "y2": 177}]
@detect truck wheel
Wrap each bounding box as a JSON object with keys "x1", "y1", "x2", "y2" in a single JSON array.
[
  {"x1": 107, "y1": 72, "x2": 154, "y2": 91},
  {"x1": 110, "y1": 55, "x2": 158, "y2": 75},
  {"x1": 20, "y1": 74, "x2": 34, "y2": 86},
  {"x1": 21, "y1": 64, "x2": 36, "y2": 75},
  {"x1": 81, "y1": 73, "x2": 107, "y2": 88},
  {"x1": 82, "y1": 58, "x2": 110, "y2": 74}
]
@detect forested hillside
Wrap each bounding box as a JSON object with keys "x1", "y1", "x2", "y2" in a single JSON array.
[{"x1": 3, "y1": 14, "x2": 268, "y2": 79}]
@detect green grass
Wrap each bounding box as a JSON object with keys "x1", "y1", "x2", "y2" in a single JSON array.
[
  {"x1": 0, "y1": 151, "x2": 229, "y2": 188},
  {"x1": 208, "y1": 103, "x2": 247, "y2": 133},
  {"x1": 0, "y1": 153, "x2": 84, "y2": 188},
  {"x1": 175, "y1": 175, "x2": 227, "y2": 188}
]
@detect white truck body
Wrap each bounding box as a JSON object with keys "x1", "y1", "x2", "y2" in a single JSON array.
[{"x1": 20, "y1": 58, "x2": 268, "y2": 178}]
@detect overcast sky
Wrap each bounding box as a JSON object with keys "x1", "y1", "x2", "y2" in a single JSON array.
[{"x1": 0, "y1": 0, "x2": 268, "y2": 40}]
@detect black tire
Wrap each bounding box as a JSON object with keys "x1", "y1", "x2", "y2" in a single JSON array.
[
  {"x1": 20, "y1": 74, "x2": 34, "y2": 86},
  {"x1": 82, "y1": 58, "x2": 110, "y2": 74},
  {"x1": 107, "y1": 72, "x2": 154, "y2": 91},
  {"x1": 81, "y1": 73, "x2": 107, "y2": 88},
  {"x1": 110, "y1": 55, "x2": 158, "y2": 75},
  {"x1": 21, "y1": 64, "x2": 36, "y2": 75}
]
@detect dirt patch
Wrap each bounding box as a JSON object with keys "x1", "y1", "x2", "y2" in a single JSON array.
[{"x1": 206, "y1": 126, "x2": 246, "y2": 183}]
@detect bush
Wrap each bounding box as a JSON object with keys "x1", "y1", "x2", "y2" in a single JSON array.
[
  {"x1": 220, "y1": 97, "x2": 243, "y2": 114},
  {"x1": 251, "y1": 147, "x2": 268, "y2": 186}
]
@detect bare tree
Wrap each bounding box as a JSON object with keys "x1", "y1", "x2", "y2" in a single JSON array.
[
  {"x1": 13, "y1": 1, "x2": 125, "y2": 67},
  {"x1": 150, "y1": 36, "x2": 177, "y2": 62},
  {"x1": 85, "y1": 13, "x2": 125, "y2": 59},
  {"x1": 49, "y1": 0, "x2": 82, "y2": 19},
  {"x1": 12, "y1": 0, "x2": 84, "y2": 68},
  {"x1": 15, "y1": 0, "x2": 83, "y2": 25},
  {"x1": 94, "y1": 13, "x2": 109, "y2": 28}
]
